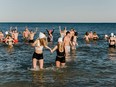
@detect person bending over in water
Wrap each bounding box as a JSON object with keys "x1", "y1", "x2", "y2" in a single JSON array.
[
  {"x1": 5, "y1": 35, "x2": 14, "y2": 48},
  {"x1": 51, "y1": 37, "x2": 66, "y2": 68},
  {"x1": 31, "y1": 32, "x2": 51, "y2": 70},
  {"x1": 46, "y1": 28, "x2": 54, "y2": 42},
  {"x1": 109, "y1": 33, "x2": 115, "y2": 48}
]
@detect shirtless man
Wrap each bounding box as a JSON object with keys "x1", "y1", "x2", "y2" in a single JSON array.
[
  {"x1": 28, "y1": 30, "x2": 36, "y2": 43},
  {"x1": 63, "y1": 31, "x2": 72, "y2": 57},
  {"x1": 10, "y1": 27, "x2": 19, "y2": 44},
  {"x1": 23, "y1": 27, "x2": 30, "y2": 42}
]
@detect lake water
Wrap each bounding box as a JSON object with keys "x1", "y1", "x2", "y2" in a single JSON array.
[{"x1": 0, "y1": 23, "x2": 116, "y2": 87}]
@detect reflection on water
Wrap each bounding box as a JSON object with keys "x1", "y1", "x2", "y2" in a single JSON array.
[
  {"x1": 108, "y1": 47, "x2": 116, "y2": 60},
  {"x1": 0, "y1": 39, "x2": 115, "y2": 87}
]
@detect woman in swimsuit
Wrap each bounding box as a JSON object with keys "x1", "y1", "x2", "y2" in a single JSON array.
[
  {"x1": 31, "y1": 32, "x2": 51, "y2": 70},
  {"x1": 51, "y1": 37, "x2": 66, "y2": 68}
]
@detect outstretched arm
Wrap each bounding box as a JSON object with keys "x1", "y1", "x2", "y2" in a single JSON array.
[
  {"x1": 51, "y1": 45, "x2": 58, "y2": 53},
  {"x1": 51, "y1": 29, "x2": 54, "y2": 34},
  {"x1": 34, "y1": 27, "x2": 38, "y2": 34},
  {"x1": 46, "y1": 29, "x2": 49, "y2": 34},
  {"x1": 45, "y1": 45, "x2": 51, "y2": 50}
]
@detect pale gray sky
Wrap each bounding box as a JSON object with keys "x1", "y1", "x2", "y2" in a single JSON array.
[{"x1": 0, "y1": 0, "x2": 116, "y2": 22}]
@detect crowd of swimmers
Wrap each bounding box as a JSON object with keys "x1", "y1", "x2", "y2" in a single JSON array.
[{"x1": 0, "y1": 26, "x2": 116, "y2": 70}]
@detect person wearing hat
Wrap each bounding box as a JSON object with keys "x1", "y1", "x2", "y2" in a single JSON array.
[
  {"x1": 31, "y1": 32, "x2": 52, "y2": 70},
  {"x1": 51, "y1": 37, "x2": 66, "y2": 68},
  {"x1": 109, "y1": 33, "x2": 115, "y2": 48}
]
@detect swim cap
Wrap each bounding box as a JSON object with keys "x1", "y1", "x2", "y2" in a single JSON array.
[
  {"x1": 111, "y1": 33, "x2": 114, "y2": 37},
  {"x1": 58, "y1": 37, "x2": 63, "y2": 42},
  {"x1": 39, "y1": 32, "x2": 46, "y2": 39},
  {"x1": 5, "y1": 31, "x2": 8, "y2": 35}
]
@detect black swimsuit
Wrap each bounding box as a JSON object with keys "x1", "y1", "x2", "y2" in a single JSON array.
[{"x1": 56, "y1": 49, "x2": 65, "y2": 63}]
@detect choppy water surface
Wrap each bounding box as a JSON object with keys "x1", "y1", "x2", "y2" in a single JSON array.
[{"x1": 0, "y1": 23, "x2": 116, "y2": 87}]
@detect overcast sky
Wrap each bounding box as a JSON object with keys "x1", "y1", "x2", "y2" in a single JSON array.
[{"x1": 0, "y1": 0, "x2": 116, "y2": 22}]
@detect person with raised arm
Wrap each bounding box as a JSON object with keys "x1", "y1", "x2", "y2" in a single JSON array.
[
  {"x1": 59, "y1": 26, "x2": 67, "y2": 38},
  {"x1": 23, "y1": 27, "x2": 30, "y2": 42},
  {"x1": 46, "y1": 28, "x2": 54, "y2": 42},
  {"x1": 13, "y1": 27, "x2": 19, "y2": 44},
  {"x1": 28, "y1": 28, "x2": 37, "y2": 43},
  {"x1": 63, "y1": 31, "x2": 72, "y2": 57}
]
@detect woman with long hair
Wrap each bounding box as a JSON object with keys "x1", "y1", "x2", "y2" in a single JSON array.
[
  {"x1": 51, "y1": 37, "x2": 66, "y2": 68},
  {"x1": 31, "y1": 32, "x2": 51, "y2": 70}
]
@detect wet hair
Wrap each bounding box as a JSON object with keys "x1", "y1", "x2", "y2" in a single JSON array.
[
  {"x1": 93, "y1": 32, "x2": 97, "y2": 35},
  {"x1": 66, "y1": 31, "x2": 70, "y2": 35},
  {"x1": 85, "y1": 32, "x2": 89, "y2": 35},
  {"x1": 58, "y1": 42, "x2": 64, "y2": 52}
]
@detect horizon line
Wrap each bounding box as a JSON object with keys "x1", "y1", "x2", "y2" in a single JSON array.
[{"x1": 0, "y1": 22, "x2": 116, "y2": 23}]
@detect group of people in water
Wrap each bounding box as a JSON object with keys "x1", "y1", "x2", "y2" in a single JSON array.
[{"x1": 0, "y1": 26, "x2": 116, "y2": 70}]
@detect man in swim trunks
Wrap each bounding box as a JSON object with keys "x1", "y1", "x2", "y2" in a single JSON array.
[
  {"x1": 23, "y1": 27, "x2": 30, "y2": 42},
  {"x1": 63, "y1": 31, "x2": 72, "y2": 57}
]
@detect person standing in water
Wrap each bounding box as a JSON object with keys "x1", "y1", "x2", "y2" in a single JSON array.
[
  {"x1": 51, "y1": 37, "x2": 66, "y2": 68},
  {"x1": 46, "y1": 28, "x2": 54, "y2": 42},
  {"x1": 0, "y1": 31, "x2": 4, "y2": 42},
  {"x1": 93, "y1": 32, "x2": 99, "y2": 40},
  {"x1": 88, "y1": 31, "x2": 93, "y2": 40},
  {"x1": 28, "y1": 30, "x2": 37, "y2": 44},
  {"x1": 71, "y1": 32, "x2": 78, "y2": 50},
  {"x1": 63, "y1": 31, "x2": 72, "y2": 57},
  {"x1": 83, "y1": 32, "x2": 90, "y2": 44},
  {"x1": 59, "y1": 26, "x2": 67, "y2": 38},
  {"x1": 23, "y1": 27, "x2": 30, "y2": 43},
  {"x1": 109, "y1": 33, "x2": 116, "y2": 48},
  {"x1": 31, "y1": 32, "x2": 52, "y2": 70},
  {"x1": 13, "y1": 28, "x2": 19, "y2": 44}
]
